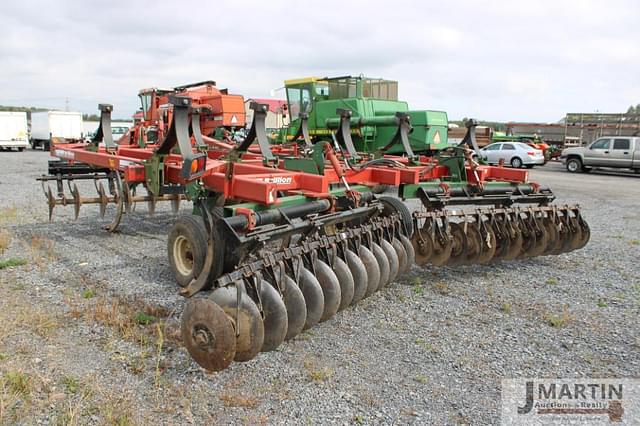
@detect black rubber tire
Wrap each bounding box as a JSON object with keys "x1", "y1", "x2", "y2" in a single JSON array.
[
  {"x1": 371, "y1": 184, "x2": 389, "y2": 194},
  {"x1": 18, "y1": 147, "x2": 25, "y2": 152},
  {"x1": 378, "y1": 196, "x2": 414, "y2": 237},
  {"x1": 510, "y1": 157, "x2": 523, "y2": 168},
  {"x1": 168, "y1": 215, "x2": 208, "y2": 288},
  {"x1": 566, "y1": 158, "x2": 582, "y2": 173},
  {"x1": 525, "y1": 164, "x2": 534, "y2": 169}
]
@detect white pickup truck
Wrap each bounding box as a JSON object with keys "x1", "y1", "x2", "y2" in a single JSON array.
[{"x1": 561, "y1": 137, "x2": 640, "y2": 174}]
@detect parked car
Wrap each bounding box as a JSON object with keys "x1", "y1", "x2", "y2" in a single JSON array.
[
  {"x1": 561, "y1": 137, "x2": 640, "y2": 173},
  {"x1": 479, "y1": 142, "x2": 545, "y2": 168}
]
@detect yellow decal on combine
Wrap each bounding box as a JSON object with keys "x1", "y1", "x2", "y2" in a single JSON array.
[{"x1": 108, "y1": 158, "x2": 116, "y2": 169}]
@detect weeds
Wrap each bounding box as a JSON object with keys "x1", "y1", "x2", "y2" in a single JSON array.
[
  {"x1": 0, "y1": 258, "x2": 28, "y2": 270},
  {"x1": 62, "y1": 376, "x2": 79, "y2": 394},
  {"x1": 546, "y1": 277, "x2": 558, "y2": 285},
  {"x1": 3, "y1": 371, "x2": 31, "y2": 398},
  {"x1": 543, "y1": 305, "x2": 573, "y2": 328},
  {"x1": 432, "y1": 282, "x2": 449, "y2": 295},
  {"x1": 0, "y1": 229, "x2": 11, "y2": 254},
  {"x1": 219, "y1": 392, "x2": 260, "y2": 408},
  {"x1": 415, "y1": 338, "x2": 439, "y2": 354},
  {"x1": 303, "y1": 358, "x2": 333, "y2": 382},
  {"x1": 0, "y1": 206, "x2": 18, "y2": 226},
  {"x1": 501, "y1": 302, "x2": 512, "y2": 314},
  {"x1": 81, "y1": 289, "x2": 96, "y2": 299},
  {"x1": 597, "y1": 299, "x2": 608, "y2": 308}
]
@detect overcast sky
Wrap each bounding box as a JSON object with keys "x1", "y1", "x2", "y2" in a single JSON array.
[{"x1": 1, "y1": 0, "x2": 639, "y2": 122}]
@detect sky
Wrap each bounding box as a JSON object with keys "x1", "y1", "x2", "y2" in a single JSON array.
[{"x1": 1, "y1": 0, "x2": 639, "y2": 122}]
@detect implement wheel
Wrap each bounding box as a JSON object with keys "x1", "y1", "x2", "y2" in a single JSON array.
[
  {"x1": 378, "y1": 196, "x2": 414, "y2": 237},
  {"x1": 168, "y1": 215, "x2": 223, "y2": 288}
]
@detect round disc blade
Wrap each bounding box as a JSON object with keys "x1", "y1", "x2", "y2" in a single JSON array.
[
  {"x1": 477, "y1": 225, "x2": 497, "y2": 264},
  {"x1": 525, "y1": 219, "x2": 548, "y2": 257},
  {"x1": 576, "y1": 218, "x2": 590, "y2": 250},
  {"x1": 503, "y1": 225, "x2": 523, "y2": 260},
  {"x1": 380, "y1": 239, "x2": 399, "y2": 282},
  {"x1": 211, "y1": 286, "x2": 264, "y2": 362},
  {"x1": 299, "y1": 267, "x2": 324, "y2": 330},
  {"x1": 447, "y1": 222, "x2": 468, "y2": 266},
  {"x1": 360, "y1": 245, "x2": 382, "y2": 296},
  {"x1": 391, "y1": 238, "x2": 408, "y2": 276},
  {"x1": 399, "y1": 234, "x2": 415, "y2": 271},
  {"x1": 313, "y1": 259, "x2": 341, "y2": 322},
  {"x1": 567, "y1": 216, "x2": 584, "y2": 251},
  {"x1": 371, "y1": 242, "x2": 390, "y2": 289},
  {"x1": 542, "y1": 217, "x2": 559, "y2": 255},
  {"x1": 463, "y1": 222, "x2": 483, "y2": 264},
  {"x1": 490, "y1": 218, "x2": 509, "y2": 261},
  {"x1": 259, "y1": 280, "x2": 288, "y2": 352},
  {"x1": 345, "y1": 249, "x2": 368, "y2": 304},
  {"x1": 181, "y1": 298, "x2": 236, "y2": 371},
  {"x1": 430, "y1": 230, "x2": 453, "y2": 267},
  {"x1": 411, "y1": 227, "x2": 433, "y2": 266},
  {"x1": 333, "y1": 256, "x2": 355, "y2": 311},
  {"x1": 517, "y1": 220, "x2": 536, "y2": 259},
  {"x1": 282, "y1": 274, "x2": 306, "y2": 341}
]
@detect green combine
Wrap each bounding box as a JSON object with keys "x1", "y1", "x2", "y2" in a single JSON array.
[{"x1": 276, "y1": 76, "x2": 450, "y2": 156}]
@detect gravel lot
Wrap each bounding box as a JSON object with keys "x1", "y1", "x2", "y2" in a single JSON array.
[{"x1": 0, "y1": 150, "x2": 639, "y2": 424}]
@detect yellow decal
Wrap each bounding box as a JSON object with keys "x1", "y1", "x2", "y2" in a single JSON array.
[
  {"x1": 108, "y1": 158, "x2": 116, "y2": 169},
  {"x1": 433, "y1": 130, "x2": 441, "y2": 144}
]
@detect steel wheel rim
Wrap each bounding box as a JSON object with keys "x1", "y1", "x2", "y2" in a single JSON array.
[{"x1": 173, "y1": 235, "x2": 194, "y2": 276}]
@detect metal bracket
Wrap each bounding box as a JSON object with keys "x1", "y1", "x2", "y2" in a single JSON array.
[
  {"x1": 381, "y1": 112, "x2": 417, "y2": 161},
  {"x1": 460, "y1": 118, "x2": 481, "y2": 155},
  {"x1": 92, "y1": 104, "x2": 116, "y2": 151},
  {"x1": 190, "y1": 106, "x2": 210, "y2": 151},
  {"x1": 236, "y1": 102, "x2": 275, "y2": 162},
  {"x1": 155, "y1": 96, "x2": 207, "y2": 180},
  {"x1": 293, "y1": 112, "x2": 312, "y2": 150},
  {"x1": 335, "y1": 109, "x2": 360, "y2": 160}
]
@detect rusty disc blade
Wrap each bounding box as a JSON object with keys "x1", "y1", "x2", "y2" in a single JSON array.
[
  {"x1": 345, "y1": 248, "x2": 368, "y2": 304},
  {"x1": 503, "y1": 225, "x2": 523, "y2": 260},
  {"x1": 211, "y1": 285, "x2": 264, "y2": 362},
  {"x1": 181, "y1": 297, "x2": 236, "y2": 372},
  {"x1": 491, "y1": 219, "x2": 510, "y2": 261},
  {"x1": 391, "y1": 237, "x2": 408, "y2": 277},
  {"x1": 430, "y1": 231, "x2": 453, "y2": 267},
  {"x1": 447, "y1": 222, "x2": 468, "y2": 266},
  {"x1": 517, "y1": 220, "x2": 536, "y2": 259},
  {"x1": 542, "y1": 217, "x2": 559, "y2": 255},
  {"x1": 562, "y1": 216, "x2": 578, "y2": 253},
  {"x1": 477, "y1": 224, "x2": 497, "y2": 264},
  {"x1": 525, "y1": 219, "x2": 548, "y2": 257},
  {"x1": 411, "y1": 226, "x2": 433, "y2": 266},
  {"x1": 575, "y1": 219, "x2": 590, "y2": 250},
  {"x1": 463, "y1": 222, "x2": 483, "y2": 264}
]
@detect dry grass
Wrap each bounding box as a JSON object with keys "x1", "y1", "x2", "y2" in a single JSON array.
[
  {"x1": 27, "y1": 234, "x2": 57, "y2": 267},
  {"x1": 219, "y1": 392, "x2": 260, "y2": 408},
  {"x1": 432, "y1": 281, "x2": 450, "y2": 295},
  {"x1": 0, "y1": 298, "x2": 60, "y2": 341},
  {"x1": 0, "y1": 206, "x2": 18, "y2": 226},
  {"x1": 543, "y1": 304, "x2": 574, "y2": 328},
  {"x1": 0, "y1": 229, "x2": 11, "y2": 254},
  {"x1": 303, "y1": 358, "x2": 334, "y2": 382}
]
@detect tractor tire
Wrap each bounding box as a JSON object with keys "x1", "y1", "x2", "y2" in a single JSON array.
[
  {"x1": 168, "y1": 215, "x2": 208, "y2": 288},
  {"x1": 378, "y1": 196, "x2": 413, "y2": 237},
  {"x1": 510, "y1": 157, "x2": 523, "y2": 168},
  {"x1": 566, "y1": 158, "x2": 582, "y2": 173}
]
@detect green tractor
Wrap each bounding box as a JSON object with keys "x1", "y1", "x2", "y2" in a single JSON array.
[{"x1": 276, "y1": 76, "x2": 451, "y2": 156}]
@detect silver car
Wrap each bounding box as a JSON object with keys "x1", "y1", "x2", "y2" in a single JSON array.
[{"x1": 479, "y1": 142, "x2": 545, "y2": 168}]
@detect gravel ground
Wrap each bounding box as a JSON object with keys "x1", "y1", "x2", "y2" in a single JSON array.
[{"x1": 0, "y1": 149, "x2": 638, "y2": 425}]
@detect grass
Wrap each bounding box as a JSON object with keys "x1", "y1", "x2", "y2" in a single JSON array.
[
  {"x1": 81, "y1": 289, "x2": 96, "y2": 299},
  {"x1": 501, "y1": 302, "x2": 512, "y2": 314},
  {"x1": 630, "y1": 239, "x2": 640, "y2": 246},
  {"x1": 0, "y1": 258, "x2": 28, "y2": 270},
  {"x1": 0, "y1": 206, "x2": 18, "y2": 226},
  {"x1": 134, "y1": 312, "x2": 157, "y2": 326},
  {"x1": 414, "y1": 375, "x2": 428, "y2": 384},
  {"x1": 3, "y1": 371, "x2": 31, "y2": 398},
  {"x1": 219, "y1": 393, "x2": 260, "y2": 408},
  {"x1": 0, "y1": 229, "x2": 11, "y2": 254},
  {"x1": 543, "y1": 305, "x2": 573, "y2": 328},
  {"x1": 597, "y1": 299, "x2": 608, "y2": 308},
  {"x1": 415, "y1": 338, "x2": 439, "y2": 354},
  {"x1": 432, "y1": 282, "x2": 449, "y2": 295},
  {"x1": 546, "y1": 277, "x2": 558, "y2": 285},
  {"x1": 62, "y1": 376, "x2": 79, "y2": 394},
  {"x1": 303, "y1": 358, "x2": 334, "y2": 382}
]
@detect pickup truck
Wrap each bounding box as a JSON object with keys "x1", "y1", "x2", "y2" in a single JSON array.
[{"x1": 561, "y1": 136, "x2": 640, "y2": 173}]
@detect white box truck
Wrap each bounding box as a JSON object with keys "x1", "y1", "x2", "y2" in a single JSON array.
[
  {"x1": 0, "y1": 111, "x2": 29, "y2": 151},
  {"x1": 30, "y1": 111, "x2": 83, "y2": 150}
]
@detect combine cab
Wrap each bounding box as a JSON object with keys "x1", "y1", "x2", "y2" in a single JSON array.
[
  {"x1": 277, "y1": 76, "x2": 449, "y2": 155},
  {"x1": 38, "y1": 80, "x2": 590, "y2": 372}
]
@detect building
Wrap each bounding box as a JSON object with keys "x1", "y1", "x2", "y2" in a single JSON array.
[
  {"x1": 244, "y1": 98, "x2": 288, "y2": 130},
  {"x1": 506, "y1": 113, "x2": 640, "y2": 147}
]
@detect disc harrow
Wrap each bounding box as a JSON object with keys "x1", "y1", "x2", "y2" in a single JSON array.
[{"x1": 38, "y1": 80, "x2": 591, "y2": 373}]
